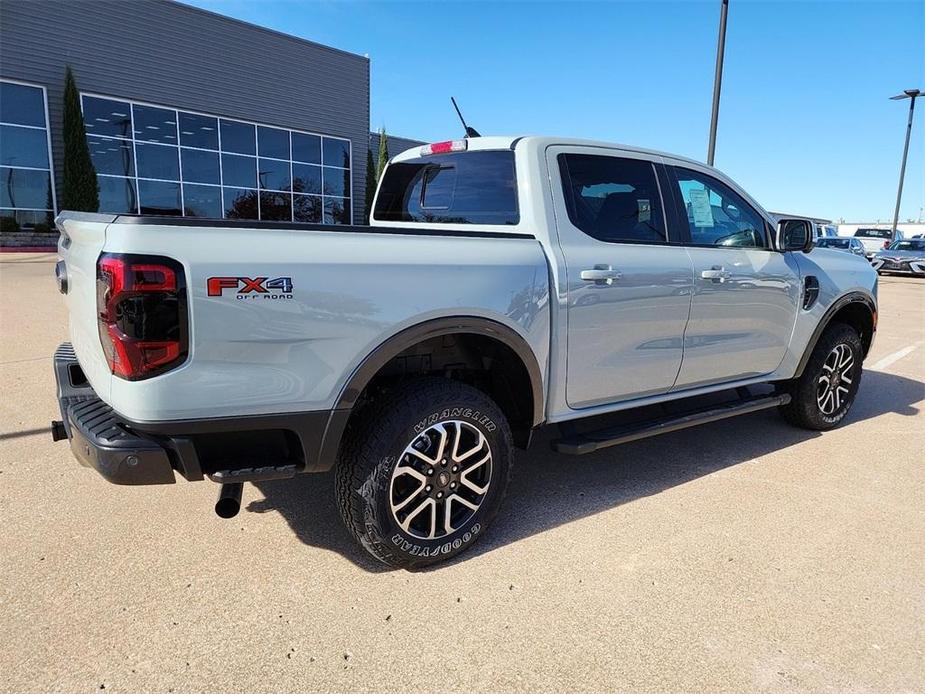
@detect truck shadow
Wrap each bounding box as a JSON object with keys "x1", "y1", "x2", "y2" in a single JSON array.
[{"x1": 250, "y1": 369, "x2": 922, "y2": 573}]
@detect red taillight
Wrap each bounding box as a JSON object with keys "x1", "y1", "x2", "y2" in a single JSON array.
[
  {"x1": 97, "y1": 253, "x2": 187, "y2": 380},
  {"x1": 420, "y1": 139, "x2": 467, "y2": 156}
]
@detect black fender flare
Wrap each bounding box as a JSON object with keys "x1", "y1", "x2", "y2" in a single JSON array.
[
  {"x1": 794, "y1": 291, "x2": 877, "y2": 377},
  {"x1": 309, "y1": 317, "x2": 545, "y2": 472}
]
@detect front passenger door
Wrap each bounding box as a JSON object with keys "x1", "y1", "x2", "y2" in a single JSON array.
[{"x1": 667, "y1": 166, "x2": 801, "y2": 389}]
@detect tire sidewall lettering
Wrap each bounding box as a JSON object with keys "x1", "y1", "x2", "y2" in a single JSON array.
[
  {"x1": 390, "y1": 522, "x2": 481, "y2": 556},
  {"x1": 413, "y1": 408, "x2": 496, "y2": 435}
]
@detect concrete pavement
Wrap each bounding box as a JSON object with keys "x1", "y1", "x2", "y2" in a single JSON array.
[{"x1": 1, "y1": 255, "x2": 922, "y2": 692}]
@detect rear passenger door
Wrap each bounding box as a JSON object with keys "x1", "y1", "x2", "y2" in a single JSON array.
[
  {"x1": 548, "y1": 147, "x2": 694, "y2": 408},
  {"x1": 665, "y1": 165, "x2": 801, "y2": 389}
]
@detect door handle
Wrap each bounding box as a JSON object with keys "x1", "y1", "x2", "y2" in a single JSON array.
[
  {"x1": 701, "y1": 267, "x2": 731, "y2": 283},
  {"x1": 580, "y1": 265, "x2": 622, "y2": 285}
]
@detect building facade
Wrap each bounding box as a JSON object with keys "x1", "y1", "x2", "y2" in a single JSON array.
[{"x1": 0, "y1": 0, "x2": 421, "y2": 246}]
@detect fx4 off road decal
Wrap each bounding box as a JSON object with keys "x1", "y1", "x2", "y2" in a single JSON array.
[{"x1": 207, "y1": 276, "x2": 293, "y2": 300}]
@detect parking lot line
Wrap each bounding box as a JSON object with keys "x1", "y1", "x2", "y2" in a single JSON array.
[{"x1": 870, "y1": 342, "x2": 921, "y2": 371}]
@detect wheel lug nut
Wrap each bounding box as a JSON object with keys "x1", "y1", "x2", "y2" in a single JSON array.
[
  {"x1": 441, "y1": 459, "x2": 447, "y2": 466},
  {"x1": 450, "y1": 482, "x2": 457, "y2": 489},
  {"x1": 451, "y1": 465, "x2": 459, "y2": 473},
  {"x1": 425, "y1": 485, "x2": 433, "y2": 492},
  {"x1": 427, "y1": 468, "x2": 434, "y2": 476},
  {"x1": 437, "y1": 491, "x2": 444, "y2": 499}
]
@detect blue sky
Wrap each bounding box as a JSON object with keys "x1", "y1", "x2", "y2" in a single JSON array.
[{"x1": 183, "y1": 0, "x2": 924, "y2": 222}]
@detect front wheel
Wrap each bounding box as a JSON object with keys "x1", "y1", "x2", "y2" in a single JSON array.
[
  {"x1": 779, "y1": 322, "x2": 863, "y2": 430},
  {"x1": 335, "y1": 378, "x2": 513, "y2": 569}
]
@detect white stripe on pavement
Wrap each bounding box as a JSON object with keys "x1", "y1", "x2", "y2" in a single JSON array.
[{"x1": 870, "y1": 343, "x2": 920, "y2": 371}]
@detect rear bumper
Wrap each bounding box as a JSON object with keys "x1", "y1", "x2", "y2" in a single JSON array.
[
  {"x1": 54, "y1": 343, "x2": 178, "y2": 484},
  {"x1": 52, "y1": 343, "x2": 343, "y2": 485}
]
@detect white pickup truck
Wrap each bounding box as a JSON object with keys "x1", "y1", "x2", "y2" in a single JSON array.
[
  {"x1": 52, "y1": 136, "x2": 878, "y2": 568},
  {"x1": 854, "y1": 227, "x2": 903, "y2": 259}
]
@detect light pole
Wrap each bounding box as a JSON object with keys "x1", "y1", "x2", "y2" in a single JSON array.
[
  {"x1": 889, "y1": 88, "x2": 921, "y2": 236},
  {"x1": 707, "y1": 0, "x2": 729, "y2": 166}
]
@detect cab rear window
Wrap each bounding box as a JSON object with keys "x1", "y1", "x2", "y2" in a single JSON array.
[
  {"x1": 373, "y1": 150, "x2": 518, "y2": 225},
  {"x1": 855, "y1": 228, "x2": 891, "y2": 238}
]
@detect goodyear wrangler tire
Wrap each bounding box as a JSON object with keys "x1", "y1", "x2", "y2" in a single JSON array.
[
  {"x1": 335, "y1": 377, "x2": 513, "y2": 569},
  {"x1": 779, "y1": 322, "x2": 863, "y2": 431}
]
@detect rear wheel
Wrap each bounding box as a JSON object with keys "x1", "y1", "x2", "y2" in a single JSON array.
[
  {"x1": 335, "y1": 377, "x2": 513, "y2": 569},
  {"x1": 779, "y1": 322, "x2": 863, "y2": 430}
]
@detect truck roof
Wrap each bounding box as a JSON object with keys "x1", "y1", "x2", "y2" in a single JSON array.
[{"x1": 388, "y1": 135, "x2": 771, "y2": 226}]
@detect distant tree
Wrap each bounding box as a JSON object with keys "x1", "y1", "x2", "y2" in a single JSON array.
[
  {"x1": 226, "y1": 189, "x2": 258, "y2": 220},
  {"x1": 376, "y1": 128, "x2": 389, "y2": 186},
  {"x1": 61, "y1": 66, "x2": 98, "y2": 212},
  {"x1": 364, "y1": 146, "x2": 376, "y2": 224}
]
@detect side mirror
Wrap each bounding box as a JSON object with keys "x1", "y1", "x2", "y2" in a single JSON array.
[{"x1": 777, "y1": 219, "x2": 814, "y2": 253}]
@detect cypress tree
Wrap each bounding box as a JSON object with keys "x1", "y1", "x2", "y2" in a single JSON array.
[
  {"x1": 61, "y1": 66, "x2": 99, "y2": 212},
  {"x1": 364, "y1": 146, "x2": 376, "y2": 224},
  {"x1": 376, "y1": 128, "x2": 389, "y2": 185}
]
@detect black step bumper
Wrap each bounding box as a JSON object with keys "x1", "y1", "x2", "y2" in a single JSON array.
[
  {"x1": 53, "y1": 344, "x2": 177, "y2": 485},
  {"x1": 52, "y1": 343, "x2": 342, "y2": 485}
]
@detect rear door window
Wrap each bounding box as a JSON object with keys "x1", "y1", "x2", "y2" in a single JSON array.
[
  {"x1": 558, "y1": 153, "x2": 667, "y2": 244},
  {"x1": 374, "y1": 150, "x2": 518, "y2": 225}
]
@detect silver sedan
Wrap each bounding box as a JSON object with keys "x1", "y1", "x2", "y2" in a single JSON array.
[{"x1": 871, "y1": 238, "x2": 925, "y2": 276}]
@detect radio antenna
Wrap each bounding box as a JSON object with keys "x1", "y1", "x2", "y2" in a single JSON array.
[{"x1": 451, "y1": 97, "x2": 481, "y2": 138}]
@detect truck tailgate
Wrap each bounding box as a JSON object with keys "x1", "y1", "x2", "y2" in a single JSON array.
[{"x1": 57, "y1": 213, "x2": 114, "y2": 402}]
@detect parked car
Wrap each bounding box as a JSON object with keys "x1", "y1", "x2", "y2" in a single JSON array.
[
  {"x1": 854, "y1": 227, "x2": 904, "y2": 259},
  {"x1": 815, "y1": 236, "x2": 867, "y2": 257},
  {"x1": 870, "y1": 237, "x2": 925, "y2": 276},
  {"x1": 51, "y1": 136, "x2": 878, "y2": 568},
  {"x1": 814, "y1": 223, "x2": 839, "y2": 240}
]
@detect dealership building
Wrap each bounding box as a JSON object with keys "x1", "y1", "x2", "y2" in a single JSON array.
[{"x1": 0, "y1": 0, "x2": 421, "y2": 247}]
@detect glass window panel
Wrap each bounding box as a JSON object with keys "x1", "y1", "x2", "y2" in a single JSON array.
[
  {"x1": 178, "y1": 112, "x2": 218, "y2": 150},
  {"x1": 291, "y1": 132, "x2": 321, "y2": 164},
  {"x1": 324, "y1": 197, "x2": 350, "y2": 225},
  {"x1": 374, "y1": 151, "x2": 518, "y2": 225},
  {"x1": 87, "y1": 134, "x2": 133, "y2": 176},
  {"x1": 136, "y1": 142, "x2": 179, "y2": 181},
  {"x1": 322, "y1": 166, "x2": 348, "y2": 197},
  {"x1": 223, "y1": 187, "x2": 258, "y2": 219},
  {"x1": 258, "y1": 126, "x2": 289, "y2": 160},
  {"x1": 293, "y1": 193, "x2": 322, "y2": 223},
  {"x1": 291, "y1": 163, "x2": 321, "y2": 195},
  {"x1": 133, "y1": 104, "x2": 178, "y2": 144},
  {"x1": 183, "y1": 184, "x2": 222, "y2": 218},
  {"x1": 0, "y1": 82, "x2": 46, "y2": 127},
  {"x1": 0, "y1": 167, "x2": 51, "y2": 209},
  {"x1": 181, "y1": 148, "x2": 219, "y2": 184},
  {"x1": 259, "y1": 191, "x2": 291, "y2": 221},
  {"x1": 222, "y1": 153, "x2": 256, "y2": 188},
  {"x1": 98, "y1": 176, "x2": 137, "y2": 214},
  {"x1": 138, "y1": 179, "x2": 181, "y2": 215},
  {"x1": 220, "y1": 120, "x2": 255, "y2": 155},
  {"x1": 0, "y1": 125, "x2": 49, "y2": 168},
  {"x1": 258, "y1": 158, "x2": 290, "y2": 191},
  {"x1": 322, "y1": 137, "x2": 350, "y2": 168},
  {"x1": 671, "y1": 167, "x2": 767, "y2": 248},
  {"x1": 82, "y1": 96, "x2": 132, "y2": 139},
  {"x1": 558, "y1": 154, "x2": 666, "y2": 244},
  {"x1": 1, "y1": 208, "x2": 55, "y2": 232}
]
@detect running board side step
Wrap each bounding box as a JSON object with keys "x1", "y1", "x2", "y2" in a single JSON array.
[{"x1": 553, "y1": 393, "x2": 791, "y2": 455}]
